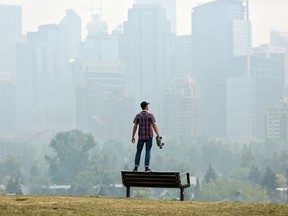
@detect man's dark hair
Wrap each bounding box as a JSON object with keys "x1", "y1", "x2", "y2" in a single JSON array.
[{"x1": 140, "y1": 101, "x2": 149, "y2": 110}]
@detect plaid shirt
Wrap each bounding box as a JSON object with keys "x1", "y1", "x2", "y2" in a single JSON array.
[{"x1": 133, "y1": 110, "x2": 156, "y2": 140}]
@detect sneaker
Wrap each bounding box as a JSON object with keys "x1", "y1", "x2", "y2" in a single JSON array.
[
  {"x1": 145, "y1": 167, "x2": 153, "y2": 172},
  {"x1": 133, "y1": 167, "x2": 138, "y2": 172}
]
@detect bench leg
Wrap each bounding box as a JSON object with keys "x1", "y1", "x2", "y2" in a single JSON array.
[
  {"x1": 126, "y1": 187, "x2": 130, "y2": 198},
  {"x1": 180, "y1": 188, "x2": 184, "y2": 201}
]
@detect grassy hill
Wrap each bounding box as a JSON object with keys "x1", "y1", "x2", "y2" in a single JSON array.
[{"x1": 0, "y1": 195, "x2": 288, "y2": 215}]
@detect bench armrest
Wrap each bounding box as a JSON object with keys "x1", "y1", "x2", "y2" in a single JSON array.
[{"x1": 180, "y1": 172, "x2": 190, "y2": 188}]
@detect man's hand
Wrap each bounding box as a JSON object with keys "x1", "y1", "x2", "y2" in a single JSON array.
[{"x1": 131, "y1": 123, "x2": 138, "y2": 144}]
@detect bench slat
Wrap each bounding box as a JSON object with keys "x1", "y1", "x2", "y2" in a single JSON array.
[
  {"x1": 122, "y1": 171, "x2": 179, "y2": 173},
  {"x1": 122, "y1": 171, "x2": 179, "y2": 175},
  {"x1": 125, "y1": 182, "x2": 181, "y2": 188},
  {"x1": 123, "y1": 176, "x2": 179, "y2": 180},
  {"x1": 123, "y1": 175, "x2": 179, "y2": 179},
  {"x1": 123, "y1": 178, "x2": 180, "y2": 183},
  {"x1": 124, "y1": 179, "x2": 180, "y2": 186}
]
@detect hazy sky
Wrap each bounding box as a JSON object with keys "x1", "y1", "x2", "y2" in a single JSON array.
[{"x1": 0, "y1": 0, "x2": 288, "y2": 46}]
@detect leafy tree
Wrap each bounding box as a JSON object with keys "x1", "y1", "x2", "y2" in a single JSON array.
[
  {"x1": 6, "y1": 178, "x2": 22, "y2": 195},
  {"x1": 286, "y1": 168, "x2": 288, "y2": 189},
  {"x1": 193, "y1": 177, "x2": 201, "y2": 199},
  {"x1": 248, "y1": 165, "x2": 262, "y2": 184},
  {"x1": 0, "y1": 156, "x2": 23, "y2": 183},
  {"x1": 45, "y1": 129, "x2": 96, "y2": 184},
  {"x1": 195, "y1": 179, "x2": 269, "y2": 203},
  {"x1": 218, "y1": 146, "x2": 236, "y2": 177},
  {"x1": 200, "y1": 143, "x2": 221, "y2": 171},
  {"x1": 100, "y1": 140, "x2": 131, "y2": 171},
  {"x1": 71, "y1": 169, "x2": 95, "y2": 194},
  {"x1": 29, "y1": 161, "x2": 49, "y2": 194},
  {"x1": 230, "y1": 167, "x2": 250, "y2": 183},
  {"x1": 72, "y1": 153, "x2": 118, "y2": 194},
  {"x1": 204, "y1": 164, "x2": 217, "y2": 183},
  {"x1": 261, "y1": 167, "x2": 278, "y2": 195},
  {"x1": 240, "y1": 145, "x2": 254, "y2": 168},
  {"x1": 72, "y1": 140, "x2": 132, "y2": 194}
]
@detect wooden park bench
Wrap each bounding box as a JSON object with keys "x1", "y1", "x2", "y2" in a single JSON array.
[{"x1": 121, "y1": 171, "x2": 190, "y2": 201}]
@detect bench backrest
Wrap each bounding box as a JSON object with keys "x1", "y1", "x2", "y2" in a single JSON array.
[{"x1": 121, "y1": 171, "x2": 190, "y2": 189}]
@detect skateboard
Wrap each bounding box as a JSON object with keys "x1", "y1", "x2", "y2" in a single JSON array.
[{"x1": 156, "y1": 136, "x2": 164, "y2": 149}]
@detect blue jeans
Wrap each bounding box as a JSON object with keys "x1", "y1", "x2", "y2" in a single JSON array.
[{"x1": 134, "y1": 138, "x2": 153, "y2": 167}]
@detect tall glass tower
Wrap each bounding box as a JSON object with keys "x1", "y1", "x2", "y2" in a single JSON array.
[
  {"x1": 0, "y1": 5, "x2": 22, "y2": 76},
  {"x1": 120, "y1": 3, "x2": 175, "y2": 115},
  {"x1": 134, "y1": 0, "x2": 176, "y2": 34},
  {"x1": 191, "y1": 0, "x2": 251, "y2": 137}
]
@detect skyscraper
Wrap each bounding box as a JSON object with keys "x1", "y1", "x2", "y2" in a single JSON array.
[
  {"x1": 226, "y1": 53, "x2": 284, "y2": 139},
  {"x1": 162, "y1": 76, "x2": 201, "y2": 138},
  {"x1": 176, "y1": 35, "x2": 192, "y2": 77},
  {"x1": 15, "y1": 10, "x2": 81, "y2": 132},
  {"x1": 134, "y1": 0, "x2": 176, "y2": 34},
  {"x1": 270, "y1": 31, "x2": 288, "y2": 87},
  {"x1": 0, "y1": 5, "x2": 22, "y2": 78},
  {"x1": 266, "y1": 93, "x2": 288, "y2": 145},
  {"x1": 0, "y1": 5, "x2": 22, "y2": 134},
  {"x1": 80, "y1": 12, "x2": 119, "y2": 62},
  {"x1": 74, "y1": 12, "x2": 134, "y2": 142},
  {"x1": 0, "y1": 76, "x2": 16, "y2": 134},
  {"x1": 191, "y1": 0, "x2": 251, "y2": 137},
  {"x1": 120, "y1": 3, "x2": 175, "y2": 114},
  {"x1": 58, "y1": 10, "x2": 82, "y2": 68}
]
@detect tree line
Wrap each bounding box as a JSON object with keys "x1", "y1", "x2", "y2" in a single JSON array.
[{"x1": 0, "y1": 130, "x2": 287, "y2": 203}]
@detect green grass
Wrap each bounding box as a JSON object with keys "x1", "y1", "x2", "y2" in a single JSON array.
[{"x1": 0, "y1": 195, "x2": 287, "y2": 215}]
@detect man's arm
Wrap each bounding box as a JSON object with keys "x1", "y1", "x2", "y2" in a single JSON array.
[
  {"x1": 131, "y1": 123, "x2": 138, "y2": 143},
  {"x1": 152, "y1": 122, "x2": 160, "y2": 137}
]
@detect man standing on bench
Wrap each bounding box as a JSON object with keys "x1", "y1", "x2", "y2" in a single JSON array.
[{"x1": 131, "y1": 101, "x2": 160, "y2": 172}]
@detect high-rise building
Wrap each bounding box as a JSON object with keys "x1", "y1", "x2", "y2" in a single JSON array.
[
  {"x1": 134, "y1": 0, "x2": 176, "y2": 34},
  {"x1": 266, "y1": 96, "x2": 288, "y2": 144},
  {"x1": 0, "y1": 5, "x2": 22, "y2": 79},
  {"x1": 80, "y1": 12, "x2": 119, "y2": 62},
  {"x1": 74, "y1": 13, "x2": 134, "y2": 142},
  {"x1": 253, "y1": 44, "x2": 286, "y2": 88},
  {"x1": 162, "y1": 76, "x2": 201, "y2": 138},
  {"x1": 176, "y1": 35, "x2": 192, "y2": 77},
  {"x1": 270, "y1": 31, "x2": 288, "y2": 87},
  {"x1": 86, "y1": 13, "x2": 108, "y2": 38},
  {"x1": 15, "y1": 10, "x2": 81, "y2": 133},
  {"x1": 0, "y1": 74, "x2": 16, "y2": 134},
  {"x1": 77, "y1": 12, "x2": 123, "y2": 91},
  {"x1": 120, "y1": 3, "x2": 175, "y2": 115},
  {"x1": 191, "y1": 0, "x2": 251, "y2": 137},
  {"x1": 0, "y1": 5, "x2": 22, "y2": 134},
  {"x1": 75, "y1": 84, "x2": 135, "y2": 142},
  {"x1": 226, "y1": 54, "x2": 284, "y2": 139},
  {"x1": 226, "y1": 75, "x2": 256, "y2": 139},
  {"x1": 58, "y1": 10, "x2": 82, "y2": 67}
]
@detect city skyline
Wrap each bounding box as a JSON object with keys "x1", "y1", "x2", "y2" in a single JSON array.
[
  {"x1": 0, "y1": 0, "x2": 287, "y2": 46},
  {"x1": 0, "y1": 1, "x2": 287, "y2": 140}
]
